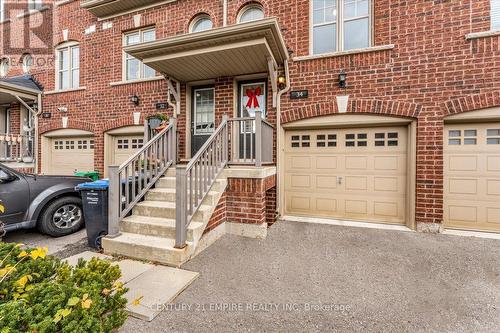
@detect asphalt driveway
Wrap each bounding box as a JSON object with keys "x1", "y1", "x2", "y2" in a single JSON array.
[
  {"x1": 122, "y1": 221, "x2": 500, "y2": 332},
  {"x1": 2, "y1": 228, "x2": 90, "y2": 258}
]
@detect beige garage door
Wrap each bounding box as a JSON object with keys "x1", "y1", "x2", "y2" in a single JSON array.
[
  {"x1": 112, "y1": 135, "x2": 144, "y2": 166},
  {"x1": 50, "y1": 137, "x2": 95, "y2": 175},
  {"x1": 444, "y1": 123, "x2": 500, "y2": 232},
  {"x1": 285, "y1": 126, "x2": 408, "y2": 224}
]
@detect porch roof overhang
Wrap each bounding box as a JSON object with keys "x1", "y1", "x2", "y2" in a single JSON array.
[
  {"x1": 0, "y1": 76, "x2": 42, "y2": 105},
  {"x1": 81, "y1": 0, "x2": 175, "y2": 19},
  {"x1": 124, "y1": 18, "x2": 289, "y2": 83}
]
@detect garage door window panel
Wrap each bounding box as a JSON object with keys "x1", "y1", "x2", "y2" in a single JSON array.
[
  {"x1": 316, "y1": 133, "x2": 338, "y2": 147},
  {"x1": 132, "y1": 139, "x2": 144, "y2": 149},
  {"x1": 487, "y1": 129, "x2": 500, "y2": 145},
  {"x1": 448, "y1": 129, "x2": 478, "y2": 146},
  {"x1": 345, "y1": 133, "x2": 367, "y2": 147}
]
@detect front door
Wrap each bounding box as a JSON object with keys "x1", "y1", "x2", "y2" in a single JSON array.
[
  {"x1": 237, "y1": 81, "x2": 267, "y2": 160},
  {"x1": 191, "y1": 86, "x2": 215, "y2": 156}
]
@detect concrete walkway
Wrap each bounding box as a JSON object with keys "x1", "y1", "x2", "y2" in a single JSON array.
[
  {"x1": 122, "y1": 220, "x2": 500, "y2": 332},
  {"x1": 64, "y1": 251, "x2": 199, "y2": 321}
]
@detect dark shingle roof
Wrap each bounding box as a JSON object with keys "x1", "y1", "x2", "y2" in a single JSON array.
[{"x1": 0, "y1": 75, "x2": 43, "y2": 92}]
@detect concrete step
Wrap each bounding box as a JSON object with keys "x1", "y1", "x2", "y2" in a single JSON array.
[
  {"x1": 156, "y1": 177, "x2": 176, "y2": 188},
  {"x1": 133, "y1": 200, "x2": 213, "y2": 222},
  {"x1": 121, "y1": 215, "x2": 204, "y2": 241},
  {"x1": 165, "y1": 167, "x2": 176, "y2": 177},
  {"x1": 156, "y1": 177, "x2": 226, "y2": 192},
  {"x1": 102, "y1": 233, "x2": 192, "y2": 267},
  {"x1": 146, "y1": 188, "x2": 220, "y2": 205},
  {"x1": 146, "y1": 188, "x2": 176, "y2": 202}
]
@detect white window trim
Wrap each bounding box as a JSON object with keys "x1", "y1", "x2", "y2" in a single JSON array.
[
  {"x1": 0, "y1": 58, "x2": 9, "y2": 77},
  {"x1": 189, "y1": 14, "x2": 213, "y2": 33},
  {"x1": 465, "y1": 29, "x2": 500, "y2": 40},
  {"x1": 22, "y1": 54, "x2": 33, "y2": 73},
  {"x1": 122, "y1": 28, "x2": 156, "y2": 82},
  {"x1": 0, "y1": 0, "x2": 4, "y2": 22},
  {"x1": 309, "y1": 0, "x2": 374, "y2": 55},
  {"x1": 492, "y1": 0, "x2": 500, "y2": 30},
  {"x1": 55, "y1": 41, "x2": 80, "y2": 91},
  {"x1": 237, "y1": 4, "x2": 265, "y2": 23}
]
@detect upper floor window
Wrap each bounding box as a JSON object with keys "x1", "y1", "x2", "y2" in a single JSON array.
[
  {"x1": 28, "y1": 0, "x2": 43, "y2": 11},
  {"x1": 56, "y1": 42, "x2": 79, "y2": 90},
  {"x1": 0, "y1": 58, "x2": 9, "y2": 77},
  {"x1": 190, "y1": 15, "x2": 213, "y2": 33},
  {"x1": 238, "y1": 4, "x2": 265, "y2": 23},
  {"x1": 312, "y1": 0, "x2": 371, "y2": 55},
  {"x1": 492, "y1": 0, "x2": 500, "y2": 30},
  {"x1": 123, "y1": 28, "x2": 156, "y2": 81}
]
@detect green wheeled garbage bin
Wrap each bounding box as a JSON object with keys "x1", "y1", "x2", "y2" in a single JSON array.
[
  {"x1": 74, "y1": 171, "x2": 100, "y2": 181},
  {"x1": 76, "y1": 180, "x2": 109, "y2": 250}
]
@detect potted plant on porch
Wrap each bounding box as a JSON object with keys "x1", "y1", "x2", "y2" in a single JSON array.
[{"x1": 146, "y1": 113, "x2": 169, "y2": 130}]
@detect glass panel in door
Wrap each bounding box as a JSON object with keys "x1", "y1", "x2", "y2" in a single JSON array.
[{"x1": 191, "y1": 87, "x2": 215, "y2": 156}]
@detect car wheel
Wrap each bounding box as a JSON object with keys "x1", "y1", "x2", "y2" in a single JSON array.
[{"x1": 38, "y1": 197, "x2": 85, "y2": 237}]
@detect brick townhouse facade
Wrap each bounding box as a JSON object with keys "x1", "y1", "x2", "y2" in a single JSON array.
[{"x1": 0, "y1": 0, "x2": 499, "y2": 244}]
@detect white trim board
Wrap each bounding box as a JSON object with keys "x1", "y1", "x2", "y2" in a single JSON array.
[
  {"x1": 443, "y1": 229, "x2": 500, "y2": 241},
  {"x1": 282, "y1": 215, "x2": 413, "y2": 232}
]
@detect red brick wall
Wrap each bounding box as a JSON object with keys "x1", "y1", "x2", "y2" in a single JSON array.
[
  {"x1": 266, "y1": 186, "x2": 277, "y2": 225},
  {"x1": 204, "y1": 191, "x2": 227, "y2": 234},
  {"x1": 7, "y1": 105, "x2": 20, "y2": 135},
  {"x1": 226, "y1": 175, "x2": 276, "y2": 225},
  {"x1": 0, "y1": 0, "x2": 498, "y2": 227}
]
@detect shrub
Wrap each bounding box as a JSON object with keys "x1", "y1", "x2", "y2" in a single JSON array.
[{"x1": 0, "y1": 242, "x2": 128, "y2": 333}]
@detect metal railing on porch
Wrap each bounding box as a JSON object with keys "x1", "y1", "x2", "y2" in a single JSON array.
[
  {"x1": 228, "y1": 111, "x2": 274, "y2": 167},
  {"x1": 0, "y1": 133, "x2": 35, "y2": 162},
  {"x1": 175, "y1": 115, "x2": 229, "y2": 248},
  {"x1": 107, "y1": 119, "x2": 177, "y2": 237},
  {"x1": 174, "y1": 111, "x2": 274, "y2": 248},
  {"x1": 104, "y1": 111, "x2": 274, "y2": 249}
]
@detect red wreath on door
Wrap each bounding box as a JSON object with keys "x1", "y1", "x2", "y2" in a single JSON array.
[{"x1": 246, "y1": 87, "x2": 262, "y2": 109}]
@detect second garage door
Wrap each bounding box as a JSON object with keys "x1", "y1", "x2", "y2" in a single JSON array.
[
  {"x1": 444, "y1": 123, "x2": 500, "y2": 232},
  {"x1": 285, "y1": 126, "x2": 408, "y2": 225},
  {"x1": 111, "y1": 135, "x2": 144, "y2": 166},
  {"x1": 49, "y1": 137, "x2": 95, "y2": 175}
]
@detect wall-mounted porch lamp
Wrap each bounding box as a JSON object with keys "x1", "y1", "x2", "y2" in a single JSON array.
[
  {"x1": 338, "y1": 70, "x2": 347, "y2": 89},
  {"x1": 278, "y1": 75, "x2": 287, "y2": 90},
  {"x1": 131, "y1": 95, "x2": 140, "y2": 106}
]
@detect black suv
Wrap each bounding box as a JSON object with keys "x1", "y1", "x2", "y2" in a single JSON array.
[{"x1": 0, "y1": 163, "x2": 90, "y2": 237}]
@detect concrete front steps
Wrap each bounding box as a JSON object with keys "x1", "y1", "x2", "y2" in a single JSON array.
[{"x1": 103, "y1": 167, "x2": 227, "y2": 267}]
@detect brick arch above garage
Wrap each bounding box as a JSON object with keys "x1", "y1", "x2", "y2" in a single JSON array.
[
  {"x1": 100, "y1": 115, "x2": 144, "y2": 133},
  {"x1": 39, "y1": 119, "x2": 96, "y2": 135},
  {"x1": 281, "y1": 99, "x2": 421, "y2": 124},
  {"x1": 444, "y1": 91, "x2": 500, "y2": 116}
]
